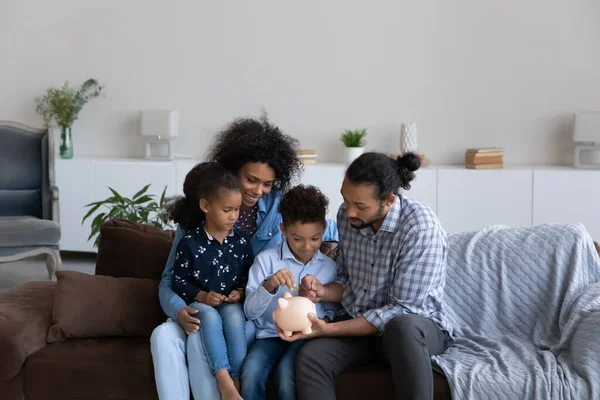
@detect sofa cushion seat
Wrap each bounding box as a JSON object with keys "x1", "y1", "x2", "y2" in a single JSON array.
[
  {"x1": 333, "y1": 364, "x2": 451, "y2": 400},
  {"x1": 0, "y1": 216, "x2": 60, "y2": 248},
  {"x1": 24, "y1": 338, "x2": 157, "y2": 400}
]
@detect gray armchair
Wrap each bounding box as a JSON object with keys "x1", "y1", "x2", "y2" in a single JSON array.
[{"x1": 0, "y1": 121, "x2": 61, "y2": 280}]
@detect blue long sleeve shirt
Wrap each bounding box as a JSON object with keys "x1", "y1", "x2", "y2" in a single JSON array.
[{"x1": 244, "y1": 240, "x2": 338, "y2": 339}]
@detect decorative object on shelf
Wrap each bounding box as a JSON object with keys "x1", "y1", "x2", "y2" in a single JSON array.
[
  {"x1": 465, "y1": 147, "x2": 504, "y2": 169},
  {"x1": 140, "y1": 110, "x2": 179, "y2": 160},
  {"x1": 81, "y1": 184, "x2": 170, "y2": 248},
  {"x1": 400, "y1": 122, "x2": 418, "y2": 155},
  {"x1": 340, "y1": 128, "x2": 367, "y2": 164},
  {"x1": 573, "y1": 112, "x2": 600, "y2": 169},
  {"x1": 34, "y1": 79, "x2": 104, "y2": 159},
  {"x1": 296, "y1": 149, "x2": 318, "y2": 165}
]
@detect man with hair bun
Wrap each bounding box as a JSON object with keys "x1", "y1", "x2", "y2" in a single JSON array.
[{"x1": 285, "y1": 152, "x2": 453, "y2": 400}]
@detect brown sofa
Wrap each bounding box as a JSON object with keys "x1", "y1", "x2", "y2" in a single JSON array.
[{"x1": 0, "y1": 219, "x2": 452, "y2": 400}]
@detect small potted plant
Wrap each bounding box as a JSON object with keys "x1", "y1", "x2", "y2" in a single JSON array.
[
  {"x1": 35, "y1": 78, "x2": 104, "y2": 159},
  {"x1": 340, "y1": 128, "x2": 367, "y2": 164}
]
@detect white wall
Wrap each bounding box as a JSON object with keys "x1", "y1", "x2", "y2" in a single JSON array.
[{"x1": 2, "y1": 0, "x2": 600, "y2": 165}]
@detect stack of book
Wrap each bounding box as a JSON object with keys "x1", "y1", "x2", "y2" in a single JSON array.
[
  {"x1": 465, "y1": 147, "x2": 504, "y2": 169},
  {"x1": 296, "y1": 149, "x2": 318, "y2": 165}
]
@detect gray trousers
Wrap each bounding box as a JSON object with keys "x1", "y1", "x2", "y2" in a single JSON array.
[{"x1": 295, "y1": 314, "x2": 450, "y2": 400}]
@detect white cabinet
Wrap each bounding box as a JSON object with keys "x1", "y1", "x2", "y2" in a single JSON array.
[
  {"x1": 56, "y1": 158, "x2": 600, "y2": 252},
  {"x1": 533, "y1": 169, "x2": 600, "y2": 239},
  {"x1": 56, "y1": 157, "x2": 178, "y2": 252},
  {"x1": 95, "y1": 161, "x2": 177, "y2": 200},
  {"x1": 402, "y1": 168, "x2": 437, "y2": 213},
  {"x1": 55, "y1": 160, "x2": 96, "y2": 253},
  {"x1": 437, "y1": 168, "x2": 533, "y2": 233}
]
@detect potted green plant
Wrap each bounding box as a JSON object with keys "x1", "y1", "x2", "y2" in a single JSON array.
[
  {"x1": 340, "y1": 128, "x2": 367, "y2": 164},
  {"x1": 82, "y1": 184, "x2": 170, "y2": 248},
  {"x1": 35, "y1": 78, "x2": 104, "y2": 159}
]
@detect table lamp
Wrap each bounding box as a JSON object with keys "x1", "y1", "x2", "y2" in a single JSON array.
[{"x1": 140, "y1": 110, "x2": 178, "y2": 160}]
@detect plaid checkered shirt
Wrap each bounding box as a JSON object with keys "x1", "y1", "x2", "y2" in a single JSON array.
[{"x1": 335, "y1": 194, "x2": 452, "y2": 336}]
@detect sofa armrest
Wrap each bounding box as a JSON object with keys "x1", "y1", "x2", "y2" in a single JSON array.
[{"x1": 0, "y1": 282, "x2": 56, "y2": 381}]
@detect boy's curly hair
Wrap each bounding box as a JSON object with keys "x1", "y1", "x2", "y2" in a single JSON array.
[
  {"x1": 207, "y1": 111, "x2": 303, "y2": 192},
  {"x1": 278, "y1": 185, "x2": 328, "y2": 227}
]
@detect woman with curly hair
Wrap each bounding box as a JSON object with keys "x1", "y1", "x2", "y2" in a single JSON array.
[{"x1": 150, "y1": 113, "x2": 338, "y2": 400}]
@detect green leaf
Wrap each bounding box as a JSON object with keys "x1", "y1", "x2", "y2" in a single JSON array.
[
  {"x1": 132, "y1": 184, "x2": 151, "y2": 200},
  {"x1": 133, "y1": 195, "x2": 154, "y2": 205},
  {"x1": 159, "y1": 186, "x2": 167, "y2": 206},
  {"x1": 87, "y1": 213, "x2": 106, "y2": 241},
  {"x1": 81, "y1": 202, "x2": 102, "y2": 224},
  {"x1": 108, "y1": 187, "x2": 125, "y2": 203}
]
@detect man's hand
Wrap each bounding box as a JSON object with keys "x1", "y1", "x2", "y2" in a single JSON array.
[
  {"x1": 264, "y1": 269, "x2": 296, "y2": 293},
  {"x1": 227, "y1": 289, "x2": 243, "y2": 304},
  {"x1": 276, "y1": 313, "x2": 328, "y2": 342},
  {"x1": 299, "y1": 274, "x2": 326, "y2": 303},
  {"x1": 176, "y1": 306, "x2": 200, "y2": 335}
]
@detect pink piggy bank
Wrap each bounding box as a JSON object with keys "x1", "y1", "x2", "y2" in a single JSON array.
[{"x1": 273, "y1": 292, "x2": 317, "y2": 337}]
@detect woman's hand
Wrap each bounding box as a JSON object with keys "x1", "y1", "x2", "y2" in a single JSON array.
[{"x1": 176, "y1": 307, "x2": 200, "y2": 334}]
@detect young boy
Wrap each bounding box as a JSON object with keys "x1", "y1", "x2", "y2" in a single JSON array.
[{"x1": 241, "y1": 185, "x2": 338, "y2": 400}]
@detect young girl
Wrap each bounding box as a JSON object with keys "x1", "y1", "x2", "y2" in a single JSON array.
[{"x1": 170, "y1": 162, "x2": 253, "y2": 400}]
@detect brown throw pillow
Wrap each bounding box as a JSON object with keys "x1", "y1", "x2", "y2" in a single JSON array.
[
  {"x1": 47, "y1": 270, "x2": 165, "y2": 343},
  {"x1": 95, "y1": 218, "x2": 175, "y2": 280}
]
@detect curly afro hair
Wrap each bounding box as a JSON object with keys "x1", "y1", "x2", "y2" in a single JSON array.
[
  {"x1": 207, "y1": 112, "x2": 303, "y2": 192},
  {"x1": 278, "y1": 184, "x2": 328, "y2": 227}
]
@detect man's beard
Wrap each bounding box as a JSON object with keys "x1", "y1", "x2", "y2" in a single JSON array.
[{"x1": 349, "y1": 201, "x2": 385, "y2": 230}]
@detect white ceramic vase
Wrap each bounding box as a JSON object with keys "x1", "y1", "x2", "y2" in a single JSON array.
[
  {"x1": 343, "y1": 147, "x2": 364, "y2": 164},
  {"x1": 400, "y1": 122, "x2": 418, "y2": 155}
]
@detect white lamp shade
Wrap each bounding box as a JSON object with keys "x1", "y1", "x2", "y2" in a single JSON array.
[
  {"x1": 140, "y1": 110, "x2": 179, "y2": 138},
  {"x1": 573, "y1": 112, "x2": 600, "y2": 143}
]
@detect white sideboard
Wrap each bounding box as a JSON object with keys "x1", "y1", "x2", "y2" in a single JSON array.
[{"x1": 55, "y1": 157, "x2": 600, "y2": 252}]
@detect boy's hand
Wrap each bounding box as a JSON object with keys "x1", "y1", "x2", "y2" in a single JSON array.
[
  {"x1": 264, "y1": 269, "x2": 296, "y2": 293},
  {"x1": 227, "y1": 289, "x2": 243, "y2": 304}
]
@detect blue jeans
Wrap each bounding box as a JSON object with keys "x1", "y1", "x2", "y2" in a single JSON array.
[
  {"x1": 241, "y1": 338, "x2": 306, "y2": 400},
  {"x1": 189, "y1": 302, "x2": 247, "y2": 380},
  {"x1": 150, "y1": 315, "x2": 256, "y2": 400}
]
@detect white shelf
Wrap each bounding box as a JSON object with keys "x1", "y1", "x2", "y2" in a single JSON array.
[{"x1": 55, "y1": 158, "x2": 600, "y2": 252}]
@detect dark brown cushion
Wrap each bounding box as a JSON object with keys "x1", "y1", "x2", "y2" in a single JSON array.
[
  {"x1": 25, "y1": 338, "x2": 157, "y2": 400},
  {"x1": 95, "y1": 218, "x2": 175, "y2": 280},
  {"x1": 0, "y1": 282, "x2": 55, "y2": 382},
  {"x1": 47, "y1": 271, "x2": 164, "y2": 343}
]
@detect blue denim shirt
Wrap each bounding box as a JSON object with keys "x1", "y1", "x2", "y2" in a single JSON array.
[{"x1": 158, "y1": 191, "x2": 339, "y2": 321}]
